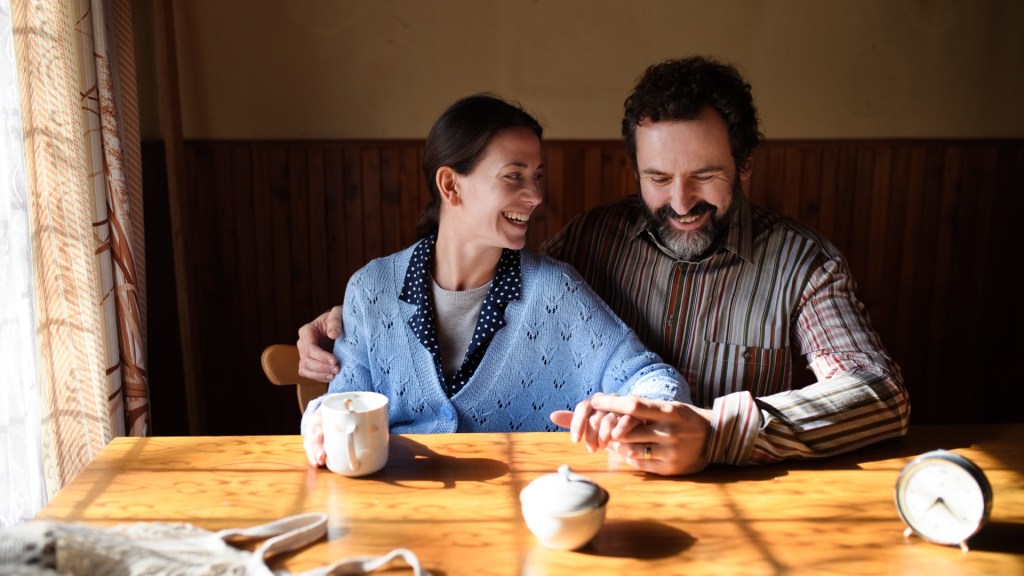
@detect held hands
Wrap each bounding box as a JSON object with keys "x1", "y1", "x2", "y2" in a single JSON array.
[
  {"x1": 550, "y1": 393, "x2": 713, "y2": 476},
  {"x1": 296, "y1": 306, "x2": 344, "y2": 382}
]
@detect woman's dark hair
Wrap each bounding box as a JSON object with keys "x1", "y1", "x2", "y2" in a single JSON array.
[
  {"x1": 621, "y1": 56, "x2": 763, "y2": 173},
  {"x1": 416, "y1": 93, "x2": 543, "y2": 237}
]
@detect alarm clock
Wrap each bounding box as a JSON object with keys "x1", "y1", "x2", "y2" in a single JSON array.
[{"x1": 894, "y1": 449, "x2": 993, "y2": 551}]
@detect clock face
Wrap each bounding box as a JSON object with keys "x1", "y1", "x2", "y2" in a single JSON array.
[{"x1": 895, "y1": 450, "x2": 993, "y2": 546}]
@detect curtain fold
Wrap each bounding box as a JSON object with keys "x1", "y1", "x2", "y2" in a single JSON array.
[
  {"x1": 10, "y1": 0, "x2": 148, "y2": 498},
  {"x1": 0, "y1": 0, "x2": 45, "y2": 526}
]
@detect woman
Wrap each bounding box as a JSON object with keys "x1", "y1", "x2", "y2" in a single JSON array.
[{"x1": 302, "y1": 94, "x2": 689, "y2": 466}]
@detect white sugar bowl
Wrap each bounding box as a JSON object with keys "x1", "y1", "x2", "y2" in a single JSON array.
[{"x1": 519, "y1": 464, "x2": 609, "y2": 550}]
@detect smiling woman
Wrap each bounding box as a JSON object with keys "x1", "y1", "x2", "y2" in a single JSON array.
[{"x1": 298, "y1": 94, "x2": 691, "y2": 469}]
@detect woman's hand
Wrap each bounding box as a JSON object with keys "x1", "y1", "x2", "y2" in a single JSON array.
[
  {"x1": 550, "y1": 394, "x2": 630, "y2": 452},
  {"x1": 302, "y1": 407, "x2": 326, "y2": 467}
]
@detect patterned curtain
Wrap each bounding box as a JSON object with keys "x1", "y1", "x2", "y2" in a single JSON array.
[{"x1": 11, "y1": 0, "x2": 147, "y2": 496}]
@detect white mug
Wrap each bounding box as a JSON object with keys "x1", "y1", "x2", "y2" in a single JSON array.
[{"x1": 321, "y1": 391, "x2": 389, "y2": 477}]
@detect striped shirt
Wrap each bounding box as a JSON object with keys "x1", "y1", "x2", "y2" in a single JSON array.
[{"x1": 541, "y1": 193, "x2": 910, "y2": 465}]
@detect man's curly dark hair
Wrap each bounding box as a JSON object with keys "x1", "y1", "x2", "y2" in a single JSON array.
[{"x1": 622, "y1": 56, "x2": 764, "y2": 173}]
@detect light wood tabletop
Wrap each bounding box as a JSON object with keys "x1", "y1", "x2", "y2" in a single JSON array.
[{"x1": 34, "y1": 424, "x2": 1024, "y2": 575}]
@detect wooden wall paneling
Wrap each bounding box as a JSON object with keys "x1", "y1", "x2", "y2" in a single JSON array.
[
  {"x1": 747, "y1": 146, "x2": 768, "y2": 208},
  {"x1": 922, "y1": 146, "x2": 961, "y2": 422},
  {"x1": 534, "y1": 145, "x2": 564, "y2": 249},
  {"x1": 287, "y1": 147, "x2": 312, "y2": 331},
  {"x1": 764, "y1": 144, "x2": 789, "y2": 216},
  {"x1": 582, "y1": 147, "x2": 603, "y2": 213},
  {"x1": 188, "y1": 143, "x2": 221, "y2": 415},
  {"x1": 267, "y1": 147, "x2": 294, "y2": 354},
  {"x1": 342, "y1": 147, "x2": 365, "y2": 284},
  {"x1": 790, "y1": 145, "x2": 825, "y2": 389},
  {"x1": 563, "y1": 145, "x2": 585, "y2": 237},
  {"x1": 599, "y1": 145, "x2": 627, "y2": 207},
  {"x1": 846, "y1": 147, "x2": 877, "y2": 310},
  {"x1": 380, "y1": 146, "x2": 403, "y2": 256},
  {"x1": 783, "y1": 145, "x2": 803, "y2": 219},
  {"x1": 816, "y1": 147, "x2": 839, "y2": 243},
  {"x1": 597, "y1": 146, "x2": 613, "y2": 206},
  {"x1": 962, "y1": 146, "x2": 999, "y2": 306},
  {"x1": 306, "y1": 146, "x2": 331, "y2": 313},
  {"x1": 416, "y1": 147, "x2": 431, "y2": 243},
  {"x1": 229, "y1": 143, "x2": 273, "y2": 429},
  {"x1": 141, "y1": 142, "x2": 187, "y2": 435},
  {"x1": 876, "y1": 145, "x2": 917, "y2": 416},
  {"x1": 865, "y1": 145, "x2": 893, "y2": 334},
  {"x1": 324, "y1": 146, "x2": 347, "y2": 304},
  {"x1": 620, "y1": 148, "x2": 636, "y2": 201},
  {"x1": 526, "y1": 144, "x2": 549, "y2": 250},
  {"x1": 907, "y1": 146, "x2": 946, "y2": 423},
  {"x1": 360, "y1": 147, "x2": 383, "y2": 263},
  {"x1": 167, "y1": 139, "x2": 1024, "y2": 432},
  {"x1": 830, "y1": 147, "x2": 858, "y2": 278},
  {"x1": 250, "y1": 147, "x2": 277, "y2": 367},
  {"x1": 894, "y1": 146, "x2": 927, "y2": 376},
  {"x1": 942, "y1": 144, "x2": 976, "y2": 422},
  {"x1": 210, "y1": 144, "x2": 241, "y2": 427},
  {"x1": 952, "y1": 146, "x2": 999, "y2": 422},
  {"x1": 399, "y1": 146, "x2": 422, "y2": 249},
  {"x1": 254, "y1": 145, "x2": 314, "y2": 432},
  {"x1": 880, "y1": 145, "x2": 912, "y2": 368},
  {"x1": 830, "y1": 147, "x2": 858, "y2": 270},
  {"x1": 797, "y1": 146, "x2": 823, "y2": 231},
  {"x1": 876, "y1": 146, "x2": 908, "y2": 355},
  {"x1": 987, "y1": 145, "x2": 1024, "y2": 422}
]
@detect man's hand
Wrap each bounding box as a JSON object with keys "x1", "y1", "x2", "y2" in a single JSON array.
[
  {"x1": 551, "y1": 393, "x2": 713, "y2": 476},
  {"x1": 296, "y1": 306, "x2": 343, "y2": 382}
]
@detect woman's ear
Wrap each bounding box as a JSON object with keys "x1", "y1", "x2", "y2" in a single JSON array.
[{"x1": 436, "y1": 167, "x2": 461, "y2": 206}]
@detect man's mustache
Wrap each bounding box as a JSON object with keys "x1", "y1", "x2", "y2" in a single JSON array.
[{"x1": 656, "y1": 202, "x2": 717, "y2": 220}]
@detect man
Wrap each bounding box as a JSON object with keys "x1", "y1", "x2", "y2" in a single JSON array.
[{"x1": 297, "y1": 56, "x2": 910, "y2": 476}]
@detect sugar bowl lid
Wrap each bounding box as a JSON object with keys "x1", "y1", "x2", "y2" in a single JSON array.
[{"x1": 520, "y1": 464, "x2": 609, "y2": 517}]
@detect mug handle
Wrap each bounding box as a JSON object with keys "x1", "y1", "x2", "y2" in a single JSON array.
[{"x1": 344, "y1": 422, "x2": 360, "y2": 472}]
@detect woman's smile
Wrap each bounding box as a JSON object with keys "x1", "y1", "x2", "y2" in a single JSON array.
[{"x1": 502, "y1": 211, "x2": 531, "y2": 225}]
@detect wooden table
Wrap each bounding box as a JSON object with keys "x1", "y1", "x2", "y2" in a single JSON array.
[{"x1": 34, "y1": 425, "x2": 1024, "y2": 575}]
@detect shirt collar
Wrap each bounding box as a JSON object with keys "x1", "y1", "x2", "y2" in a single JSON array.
[
  {"x1": 399, "y1": 234, "x2": 523, "y2": 395},
  {"x1": 400, "y1": 234, "x2": 521, "y2": 307}
]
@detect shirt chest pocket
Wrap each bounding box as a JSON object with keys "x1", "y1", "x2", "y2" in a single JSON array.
[{"x1": 694, "y1": 340, "x2": 792, "y2": 404}]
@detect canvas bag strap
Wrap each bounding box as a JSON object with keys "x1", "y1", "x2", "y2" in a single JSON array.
[
  {"x1": 299, "y1": 547, "x2": 428, "y2": 576},
  {"x1": 216, "y1": 512, "x2": 328, "y2": 548},
  {"x1": 214, "y1": 513, "x2": 427, "y2": 576}
]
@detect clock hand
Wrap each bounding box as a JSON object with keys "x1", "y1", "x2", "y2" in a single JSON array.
[
  {"x1": 924, "y1": 497, "x2": 945, "y2": 513},
  {"x1": 925, "y1": 497, "x2": 970, "y2": 525}
]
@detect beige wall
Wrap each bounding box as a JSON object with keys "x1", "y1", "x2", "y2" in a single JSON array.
[{"x1": 136, "y1": 0, "x2": 1024, "y2": 140}]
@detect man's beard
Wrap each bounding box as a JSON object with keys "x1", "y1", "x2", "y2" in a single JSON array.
[{"x1": 643, "y1": 179, "x2": 740, "y2": 260}]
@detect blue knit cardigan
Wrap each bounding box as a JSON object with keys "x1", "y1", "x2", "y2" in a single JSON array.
[{"x1": 302, "y1": 242, "x2": 690, "y2": 434}]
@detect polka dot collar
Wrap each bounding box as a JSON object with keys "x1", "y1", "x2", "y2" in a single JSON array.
[{"x1": 399, "y1": 235, "x2": 522, "y2": 397}]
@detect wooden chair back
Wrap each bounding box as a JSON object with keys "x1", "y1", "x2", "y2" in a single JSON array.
[{"x1": 260, "y1": 344, "x2": 328, "y2": 414}]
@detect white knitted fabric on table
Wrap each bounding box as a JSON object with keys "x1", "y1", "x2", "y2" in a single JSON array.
[{"x1": 0, "y1": 513, "x2": 427, "y2": 576}]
